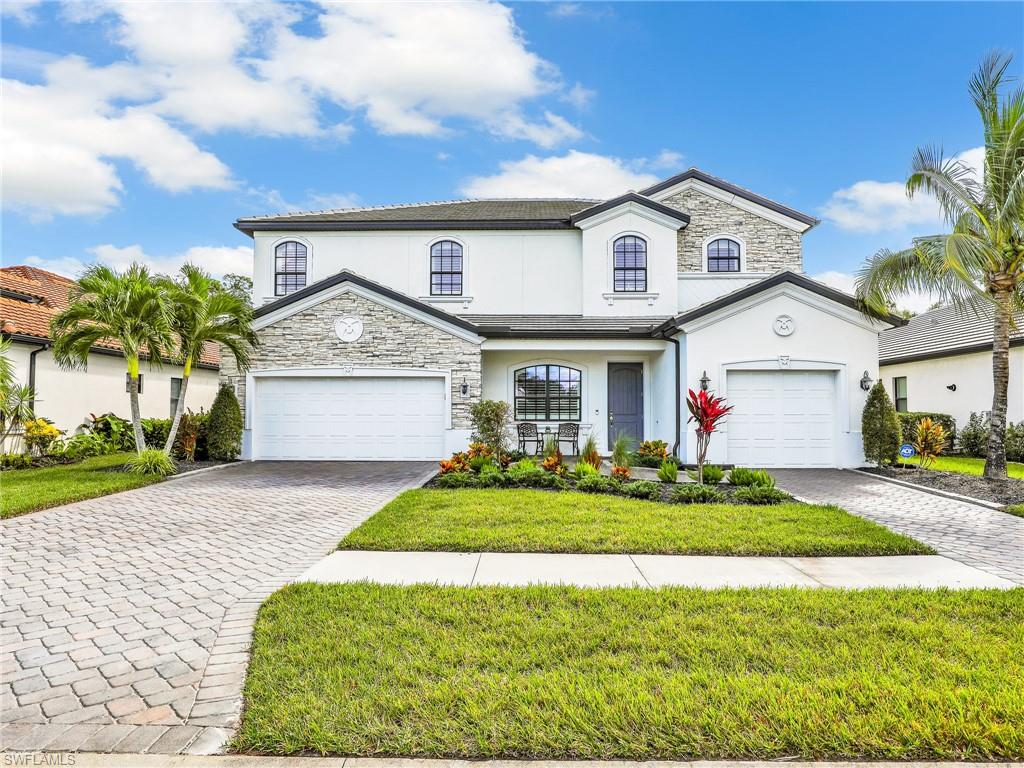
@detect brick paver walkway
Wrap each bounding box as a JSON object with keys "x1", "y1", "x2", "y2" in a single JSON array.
[
  {"x1": 1, "y1": 461, "x2": 433, "y2": 755},
  {"x1": 773, "y1": 469, "x2": 1024, "y2": 585}
]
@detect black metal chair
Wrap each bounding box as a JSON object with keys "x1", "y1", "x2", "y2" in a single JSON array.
[
  {"x1": 556, "y1": 422, "x2": 579, "y2": 455},
  {"x1": 517, "y1": 422, "x2": 542, "y2": 455}
]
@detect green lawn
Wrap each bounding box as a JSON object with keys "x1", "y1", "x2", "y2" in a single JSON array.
[
  {"x1": 899, "y1": 455, "x2": 1024, "y2": 479},
  {"x1": 237, "y1": 583, "x2": 1024, "y2": 759},
  {"x1": 339, "y1": 488, "x2": 930, "y2": 556},
  {"x1": 1007, "y1": 504, "x2": 1024, "y2": 518},
  {"x1": 0, "y1": 453, "x2": 161, "y2": 518}
]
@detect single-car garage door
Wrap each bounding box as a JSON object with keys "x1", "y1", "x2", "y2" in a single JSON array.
[
  {"x1": 726, "y1": 370, "x2": 836, "y2": 468},
  {"x1": 253, "y1": 376, "x2": 446, "y2": 460}
]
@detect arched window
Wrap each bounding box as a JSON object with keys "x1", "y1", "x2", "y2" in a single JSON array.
[
  {"x1": 613, "y1": 235, "x2": 647, "y2": 292},
  {"x1": 514, "y1": 364, "x2": 582, "y2": 421},
  {"x1": 430, "y1": 240, "x2": 463, "y2": 296},
  {"x1": 706, "y1": 238, "x2": 741, "y2": 272},
  {"x1": 274, "y1": 241, "x2": 307, "y2": 295}
]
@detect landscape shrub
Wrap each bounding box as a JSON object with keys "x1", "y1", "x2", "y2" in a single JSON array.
[
  {"x1": 468, "y1": 455, "x2": 495, "y2": 473},
  {"x1": 174, "y1": 411, "x2": 201, "y2": 461},
  {"x1": 636, "y1": 439, "x2": 668, "y2": 459},
  {"x1": 656, "y1": 459, "x2": 678, "y2": 483},
  {"x1": 958, "y1": 412, "x2": 989, "y2": 457},
  {"x1": 529, "y1": 472, "x2": 569, "y2": 491},
  {"x1": 507, "y1": 459, "x2": 545, "y2": 486},
  {"x1": 127, "y1": 448, "x2": 176, "y2": 477},
  {"x1": 733, "y1": 486, "x2": 792, "y2": 505},
  {"x1": 575, "y1": 475, "x2": 620, "y2": 494},
  {"x1": 55, "y1": 433, "x2": 111, "y2": 460},
  {"x1": 476, "y1": 464, "x2": 507, "y2": 487},
  {"x1": 913, "y1": 417, "x2": 946, "y2": 469},
  {"x1": 573, "y1": 460, "x2": 600, "y2": 479},
  {"x1": 88, "y1": 413, "x2": 135, "y2": 451},
  {"x1": 23, "y1": 418, "x2": 61, "y2": 456},
  {"x1": 141, "y1": 418, "x2": 171, "y2": 449},
  {"x1": 190, "y1": 411, "x2": 211, "y2": 460},
  {"x1": 728, "y1": 467, "x2": 776, "y2": 488},
  {"x1": 579, "y1": 433, "x2": 602, "y2": 469},
  {"x1": 439, "y1": 453, "x2": 470, "y2": 475},
  {"x1": 687, "y1": 464, "x2": 724, "y2": 484},
  {"x1": 206, "y1": 386, "x2": 243, "y2": 461},
  {"x1": 861, "y1": 381, "x2": 902, "y2": 466},
  {"x1": 435, "y1": 471, "x2": 477, "y2": 488},
  {"x1": 623, "y1": 480, "x2": 661, "y2": 500},
  {"x1": 611, "y1": 435, "x2": 631, "y2": 479},
  {"x1": 0, "y1": 452, "x2": 32, "y2": 470},
  {"x1": 898, "y1": 411, "x2": 955, "y2": 449},
  {"x1": 469, "y1": 400, "x2": 512, "y2": 461},
  {"x1": 671, "y1": 484, "x2": 725, "y2": 504},
  {"x1": 1005, "y1": 421, "x2": 1024, "y2": 463}
]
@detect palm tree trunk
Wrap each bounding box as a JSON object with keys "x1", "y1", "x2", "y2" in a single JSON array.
[
  {"x1": 127, "y1": 357, "x2": 146, "y2": 454},
  {"x1": 164, "y1": 365, "x2": 191, "y2": 455},
  {"x1": 984, "y1": 290, "x2": 1012, "y2": 479}
]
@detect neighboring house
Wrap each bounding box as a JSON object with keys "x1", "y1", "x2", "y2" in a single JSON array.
[
  {"x1": 0, "y1": 265, "x2": 221, "y2": 437},
  {"x1": 879, "y1": 303, "x2": 1023, "y2": 429},
  {"x1": 225, "y1": 168, "x2": 902, "y2": 468}
]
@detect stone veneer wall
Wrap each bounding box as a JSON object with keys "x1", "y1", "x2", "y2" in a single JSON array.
[
  {"x1": 660, "y1": 188, "x2": 803, "y2": 273},
  {"x1": 220, "y1": 290, "x2": 482, "y2": 429}
]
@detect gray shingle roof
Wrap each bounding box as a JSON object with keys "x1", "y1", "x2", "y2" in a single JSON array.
[
  {"x1": 460, "y1": 314, "x2": 670, "y2": 338},
  {"x1": 236, "y1": 199, "x2": 598, "y2": 233},
  {"x1": 878, "y1": 303, "x2": 1024, "y2": 364}
]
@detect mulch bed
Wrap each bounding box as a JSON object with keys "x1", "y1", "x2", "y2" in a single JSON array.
[{"x1": 861, "y1": 466, "x2": 1024, "y2": 506}]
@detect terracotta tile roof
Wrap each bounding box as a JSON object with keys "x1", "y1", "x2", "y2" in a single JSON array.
[{"x1": 0, "y1": 265, "x2": 220, "y2": 368}]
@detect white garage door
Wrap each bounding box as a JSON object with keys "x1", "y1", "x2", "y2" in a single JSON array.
[
  {"x1": 253, "y1": 376, "x2": 446, "y2": 460},
  {"x1": 726, "y1": 370, "x2": 836, "y2": 468}
]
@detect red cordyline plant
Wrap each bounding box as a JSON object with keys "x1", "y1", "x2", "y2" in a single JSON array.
[{"x1": 686, "y1": 388, "x2": 733, "y2": 484}]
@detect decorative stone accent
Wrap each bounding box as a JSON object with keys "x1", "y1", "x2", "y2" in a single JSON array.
[
  {"x1": 220, "y1": 290, "x2": 482, "y2": 429},
  {"x1": 659, "y1": 188, "x2": 803, "y2": 273}
]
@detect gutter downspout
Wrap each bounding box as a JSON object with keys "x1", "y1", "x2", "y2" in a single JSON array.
[
  {"x1": 28, "y1": 342, "x2": 49, "y2": 412},
  {"x1": 659, "y1": 330, "x2": 682, "y2": 458}
]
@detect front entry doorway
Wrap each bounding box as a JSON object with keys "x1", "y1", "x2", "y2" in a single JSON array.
[{"x1": 607, "y1": 362, "x2": 643, "y2": 449}]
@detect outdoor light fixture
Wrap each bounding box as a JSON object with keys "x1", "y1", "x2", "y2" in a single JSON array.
[
  {"x1": 859, "y1": 371, "x2": 873, "y2": 391},
  {"x1": 460, "y1": 377, "x2": 469, "y2": 396},
  {"x1": 699, "y1": 371, "x2": 711, "y2": 391},
  {"x1": 947, "y1": 384, "x2": 957, "y2": 392}
]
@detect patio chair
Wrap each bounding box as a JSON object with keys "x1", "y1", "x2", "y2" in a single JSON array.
[
  {"x1": 517, "y1": 422, "x2": 542, "y2": 455},
  {"x1": 556, "y1": 422, "x2": 579, "y2": 456}
]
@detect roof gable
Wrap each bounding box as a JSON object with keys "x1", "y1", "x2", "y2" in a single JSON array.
[{"x1": 568, "y1": 192, "x2": 690, "y2": 229}]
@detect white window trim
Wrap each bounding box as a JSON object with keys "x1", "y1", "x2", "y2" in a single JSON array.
[
  {"x1": 505, "y1": 358, "x2": 589, "y2": 425},
  {"x1": 421, "y1": 235, "x2": 472, "y2": 305},
  {"x1": 267, "y1": 235, "x2": 313, "y2": 300},
  {"x1": 702, "y1": 232, "x2": 747, "y2": 273},
  {"x1": 605, "y1": 231, "x2": 659, "y2": 304}
]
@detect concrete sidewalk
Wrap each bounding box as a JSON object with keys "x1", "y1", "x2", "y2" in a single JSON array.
[{"x1": 300, "y1": 551, "x2": 1017, "y2": 589}]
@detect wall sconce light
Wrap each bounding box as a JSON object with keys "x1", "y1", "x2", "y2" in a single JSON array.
[
  {"x1": 699, "y1": 371, "x2": 711, "y2": 391},
  {"x1": 859, "y1": 371, "x2": 873, "y2": 391},
  {"x1": 946, "y1": 384, "x2": 957, "y2": 392},
  {"x1": 460, "y1": 377, "x2": 469, "y2": 397}
]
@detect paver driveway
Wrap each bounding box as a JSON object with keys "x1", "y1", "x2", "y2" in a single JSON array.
[
  {"x1": 1, "y1": 461, "x2": 434, "y2": 755},
  {"x1": 773, "y1": 469, "x2": 1024, "y2": 585}
]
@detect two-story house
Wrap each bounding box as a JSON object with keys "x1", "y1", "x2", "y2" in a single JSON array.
[{"x1": 224, "y1": 168, "x2": 901, "y2": 468}]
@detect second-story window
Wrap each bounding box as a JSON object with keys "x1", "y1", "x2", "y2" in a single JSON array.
[
  {"x1": 613, "y1": 235, "x2": 647, "y2": 292},
  {"x1": 707, "y1": 238, "x2": 741, "y2": 272},
  {"x1": 275, "y1": 241, "x2": 307, "y2": 295},
  {"x1": 430, "y1": 240, "x2": 463, "y2": 296}
]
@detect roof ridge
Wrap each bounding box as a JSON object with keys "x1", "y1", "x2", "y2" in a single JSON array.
[{"x1": 238, "y1": 196, "x2": 603, "y2": 221}]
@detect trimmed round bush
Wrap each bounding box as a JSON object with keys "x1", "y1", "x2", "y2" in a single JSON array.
[{"x1": 206, "y1": 385, "x2": 243, "y2": 461}]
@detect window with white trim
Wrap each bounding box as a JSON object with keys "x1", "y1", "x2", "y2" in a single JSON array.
[
  {"x1": 430, "y1": 240, "x2": 463, "y2": 296},
  {"x1": 514, "y1": 365, "x2": 582, "y2": 421},
  {"x1": 706, "y1": 237, "x2": 741, "y2": 272},
  {"x1": 613, "y1": 235, "x2": 647, "y2": 292},
  {"x1": 274, "y1": 241, "x2": 308, "y2": 295}
]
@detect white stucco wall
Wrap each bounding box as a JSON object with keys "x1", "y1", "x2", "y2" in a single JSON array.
[
  {"x1": 9, "y1": 342, "x2": 220, "y2": 436},
  {"x1": 678, "y1": 285, "x2": 888, "y2": 468},
  {"x1": 480, "y1": 340, "x2": 674, "y2": 453},
  {"x1": 677, "y1": 273, "x2": 763, "y2": 312},
  {"x1": 880, "y1": 347, "x2": 1024, "y2": 429}
]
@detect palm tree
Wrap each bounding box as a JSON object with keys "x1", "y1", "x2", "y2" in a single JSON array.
[
  {"x1": 161, "y1": 265, "x2": 257, "y2": 454},
  {"x1": 50, "y1": 264, "x2": 174, "y2": 453},
  {"x1": 0, "y1": 338, "x2": 35, "y2": 450},
  {"x1": 857, "y1": 53, "x2": 1024, "y2": 479}
]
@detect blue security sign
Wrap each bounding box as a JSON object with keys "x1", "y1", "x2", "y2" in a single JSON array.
[{"x1": 899, "y1": 444, "x2": 916, "y2": 459}]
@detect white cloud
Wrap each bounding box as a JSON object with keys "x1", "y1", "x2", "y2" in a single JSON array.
[
  {"x1": 4, "y1": 0, "x2": 587, "y2": 220},
  {"x1": 1, "y1": 0, "x2": 42, "y2": 24},
  {"x1": 821, "y1": 147, "x2": 984, "y2": 233},
  {"x1": 28, "y1": 244, "x2": 253, "y2": 281},
  {"x1": 460, "y1": 150, "x2": 662, "y2": 198},
  {"x1": 244, "y1": 187, "x2": 360, "y2": 214},
  {"x1": 812, "y1": 270, "x2": 937, "y2": 315},
  {"x1": 562, "y1": 82, "x2": 596, "y2": 110}
]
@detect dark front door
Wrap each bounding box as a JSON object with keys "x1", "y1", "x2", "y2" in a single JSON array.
[{"x1": 608, "y1": 363, "x2": 643, "y2": 449}]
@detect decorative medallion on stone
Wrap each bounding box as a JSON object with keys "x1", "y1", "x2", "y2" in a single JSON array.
[
  {"x1": 773, "y1": 314, "x2": 795, "y2": 336},
  {"x1": 778, "y1": 355, "x2": 791, "y2": 368},
  {"x1": 335, "y1": 316, "x2": 364, "y2": 343}
]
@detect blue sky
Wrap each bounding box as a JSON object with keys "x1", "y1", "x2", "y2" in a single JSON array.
[{"x1": 3, "y1": 1, "x2": 1022, "y2": 310}]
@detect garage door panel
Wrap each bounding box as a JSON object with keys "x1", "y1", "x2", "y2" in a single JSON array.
[
  {"x1": 727, "y1": 370, "x2": 836, "y2": 468},
  {"x1": 254, "y1": 376, "x2": 446, "y2": 460}
]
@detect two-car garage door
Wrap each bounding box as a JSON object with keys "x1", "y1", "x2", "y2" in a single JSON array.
[
  {"x1": 252, "y1": 376, "x2": 446, "y2": 460},
  {"x1": 726, "y1": 370, "x2": 836, "y2": 468}
]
